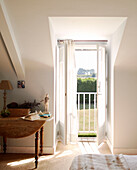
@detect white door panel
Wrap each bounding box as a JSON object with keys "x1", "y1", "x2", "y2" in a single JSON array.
[
  {"x1": 57, "y1": 44, "x2": 67, "y2": 145},
  {"x1": 97, "y1": 45, "x2": 106, "y2": 145}
]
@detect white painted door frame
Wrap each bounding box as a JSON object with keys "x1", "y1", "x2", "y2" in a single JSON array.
[{"x1": 97, "y1": 45, "x2": 106, "y2": 145}]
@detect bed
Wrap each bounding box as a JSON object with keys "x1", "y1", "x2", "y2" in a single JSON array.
[{"x1": 70, "y1": 154, "x2": 137, "y2": 170}]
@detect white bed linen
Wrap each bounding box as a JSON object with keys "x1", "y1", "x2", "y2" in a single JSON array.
[
  {"x1": 70, "y1": 154, "x2": 137, "y2": 170},
  {"x1": 70, "y1": 154, "x2": 129, "y2": 170},
  {"x1": 124, "y1": 155, "x2": 137, "y2": 170}
]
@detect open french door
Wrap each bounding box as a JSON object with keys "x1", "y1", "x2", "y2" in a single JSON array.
[
  {"x1": 56, "y1": 40, "x2": 77, "y2": 145},
  {"x1": 97, "y1": 45, "x2": 106, "y2": 145},
  {"x1": 56, "y1": 43, "x2": 67, "y2": 145}
]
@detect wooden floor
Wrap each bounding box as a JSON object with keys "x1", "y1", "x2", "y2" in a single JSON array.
[{"x1": 0, "y1": 141, "x2": 111, "y2": 170}]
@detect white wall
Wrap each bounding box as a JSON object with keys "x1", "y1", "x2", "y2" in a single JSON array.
[
  {"x1": 107, "y1": 20, "x2": 126, "y2": 152},
  {"x1": 0, "y1": 33, "x2": 54, "y2": 153},
  {"x1": 114, "y1": 68, "x2": 137, "y2": 154},
  {"x1": 1, "y1": 0, "x2": 137, "y2": 154},
  {"x1": 0, "y1": 1, "x2": 55, "y2": 153},
  {"x1": 48, "y1": 18, "x2": 59, "y2": 149}
]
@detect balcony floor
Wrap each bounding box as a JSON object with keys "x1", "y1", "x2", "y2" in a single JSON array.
[{"x1": 78, "y1": 136, "x2": 97, "y2": 142}]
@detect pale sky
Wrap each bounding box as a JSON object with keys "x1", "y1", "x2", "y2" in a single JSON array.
[{"x1": 75, "y1": 51, "x2": 97, "y2": 72}]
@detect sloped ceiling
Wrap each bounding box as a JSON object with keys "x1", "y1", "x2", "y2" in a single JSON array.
[
  {"x1": 49, "y1": 17, "x2": 126, "y2": 40},
  {"x1": 0, "y1": 34, "x2": 17, "y2": 79},
  {"x1": 2, "y1": 0, "x2": 137, "y2": 71},
  {"x1": 0, "y1": 2, "x2": 25, "y2": 79}
]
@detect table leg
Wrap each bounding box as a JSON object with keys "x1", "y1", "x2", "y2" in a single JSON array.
[
  {"x1": 40, "y1": 126, "x2": 44, "y2": 156},
  {"x1": 35, "y1": 131, "x2": 39, "y2": 169},
  {"x1": 3, "y1": 137, "x2": 7, "y2": 154}
]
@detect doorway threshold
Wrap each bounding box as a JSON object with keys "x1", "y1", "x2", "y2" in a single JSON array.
[{"x1": 78, "y1": 137, "x2": 97, "y2": 142}]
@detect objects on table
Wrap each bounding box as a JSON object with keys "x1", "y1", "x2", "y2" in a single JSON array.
[{"x1": 39, "y1": 111, "x2": 51, "y2": 118}]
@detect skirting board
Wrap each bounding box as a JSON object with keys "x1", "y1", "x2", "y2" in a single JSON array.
[
  {"x1": 113, "y1": 148, "x2": 137, "y2": 155},
  {"x1": 106, "y1": 138, "x2": 137, "y2": 154},
  {"x1": 0, "y1": 146, "x2": 54, "y2": 154}
]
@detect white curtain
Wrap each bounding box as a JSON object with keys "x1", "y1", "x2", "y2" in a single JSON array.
[
  {"x1": 65, "y1": 40, "x2": 77, "y2": 143},
  {"x1": 57, "y1": 40, "x2": 77, "y2": 144}
]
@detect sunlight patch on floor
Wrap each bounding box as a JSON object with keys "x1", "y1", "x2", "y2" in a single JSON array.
[
  {"x1": 7, "y1": 158, "x2": 34, "y2": 166},
  {"x1": 98, "y1": 142, "x2": 105, "y2": 149},
  {"x1": 7, "y1": 151, "x2": 61, "y2": 167},
  {"x1": 78, "y1": 142, "x2": 87, "y2": 154},
  {"x1": 5, "y1": 142, "x2": 111, "y2": 168},
  {"x1": 56, "y1": 150, "x2": 73, "y2": 158},
  {"x1": 78, "y1": 141, "x2": 109, "y2": 155},
  {"x1": 89, "y1": 142, "x2": 100, "y2": 154}
]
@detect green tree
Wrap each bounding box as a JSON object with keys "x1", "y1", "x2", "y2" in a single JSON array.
[
  {"x1": 77, "y1": 78, "x2": 97, "y2": 92},
  {"x1": 77, "y1": 78, "x2": 97, "y2": 104}
]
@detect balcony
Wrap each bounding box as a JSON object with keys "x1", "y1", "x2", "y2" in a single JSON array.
[{"x1": 77, "y1": 92, "x2": 97, "y2": 137}]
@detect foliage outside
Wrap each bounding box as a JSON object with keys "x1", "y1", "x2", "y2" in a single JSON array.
[
  {"x1": 77, "y1": 78, "x2": 97, "y2": 104},
  {"x1": 78, "y1": 133, "x2": 97, "y2": 137},
  {"x1": 77, "y1": 78, "x2": 97, "y2": 92}
]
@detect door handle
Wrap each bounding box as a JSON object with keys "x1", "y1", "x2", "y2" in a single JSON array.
[{"x1": 98, "y1": 82, "x2": 101, "y2": 93}]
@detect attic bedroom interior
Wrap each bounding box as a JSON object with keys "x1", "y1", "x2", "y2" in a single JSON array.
[{"x1": 0, "y1": 0, "x2": 137, "y2": 170}]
